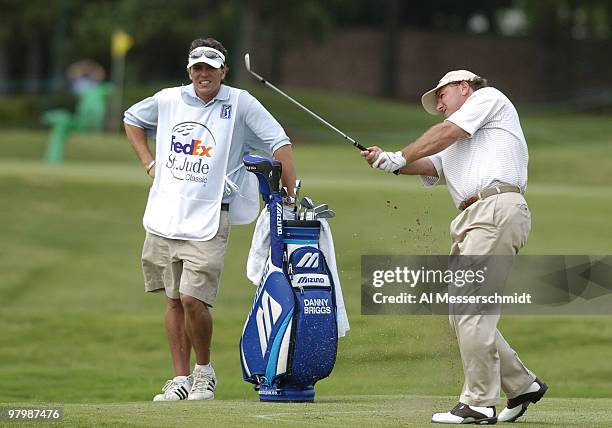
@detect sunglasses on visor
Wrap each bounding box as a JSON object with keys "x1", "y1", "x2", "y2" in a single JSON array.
[{"x1": 189, "y1": 47, "x2": 224, "y2": 63}]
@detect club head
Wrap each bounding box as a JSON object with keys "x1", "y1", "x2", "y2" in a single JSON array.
[
  {"x1": 293, "y1": 180, "x2": 301, "y2": 207},
  {"x1": 301, "y1": 196, "x2": 314, "y2": 210},
  {"x1": 244, "y1": 53, "x2": 251, "y2": 72},
  {"x1": 314, "y1": 204, "x2": 328, "y2": 214},
  {"x1": 294, "y1": 179, "x2": 301, "y2": 199},
  {"x1": 243, "y1": 154, "x2": 282, "y2": 201},
  {"x1": 315, "y1": 209, "x2": 335, "y2": 219}
]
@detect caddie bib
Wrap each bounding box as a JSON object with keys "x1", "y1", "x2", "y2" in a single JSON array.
[{"x1": 143, "y1": 85, "x2": 241, "y2": 240}]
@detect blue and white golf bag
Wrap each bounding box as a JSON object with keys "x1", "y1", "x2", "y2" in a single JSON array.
[{"x1": 239, "y1": 155, "x2": 338, "y2": 402}]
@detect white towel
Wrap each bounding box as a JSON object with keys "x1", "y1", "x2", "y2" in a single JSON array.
[
  {"x1": 246, "y1": 208, "x2": 271, "y2": 284},
  {"x1": 246, "y1": 207, "x2": 350, "y2": 337}
]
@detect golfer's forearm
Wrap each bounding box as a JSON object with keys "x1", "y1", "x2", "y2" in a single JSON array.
[
  {"x1": 273, "y1": 145, "x2": 297, "y2": 197},
  {"x1": 401, "y1": 122, "x2": 466, "y2": 163},
  {"x1": 398, "y1": 157, "x2": 438, "y2": 176},
  {"x1": 124, "y1": 123, "x2": 154, "y2": 168}
]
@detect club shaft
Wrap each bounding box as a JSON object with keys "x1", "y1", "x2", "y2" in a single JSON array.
[{"x1": 248, "y1": 69, "x2": 367, "y2": 151}]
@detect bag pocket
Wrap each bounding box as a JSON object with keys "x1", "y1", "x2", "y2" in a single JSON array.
[{"x1": 285, "y1": 246, "x2": 338, "y2": 386}]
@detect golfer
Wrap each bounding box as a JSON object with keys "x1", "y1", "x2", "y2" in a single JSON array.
[
  {"x1": 124, "y1": 37, "x2": 297, "y2": 401},
  {"x1": 362, "y1": 70, "x2": 547, "y2": 424}
]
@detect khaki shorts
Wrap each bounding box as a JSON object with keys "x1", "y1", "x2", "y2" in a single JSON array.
[{"x1": 141, "y1": 211, "x2": 230, "y2": 306}]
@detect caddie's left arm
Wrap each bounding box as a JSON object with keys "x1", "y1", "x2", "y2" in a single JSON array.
[
  {"x1": 273, "y1": 145, "x2": 297, "y2": 200},
  {"x1": 241, "y1": 91, "x2": 297, "y2": 199}
]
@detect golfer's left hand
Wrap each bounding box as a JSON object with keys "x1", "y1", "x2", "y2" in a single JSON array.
[
  {"x1": 361, "y1": 146, "x2": 383, "y2": 166},
  {"x1": 372, "y1": 150, "x2": 406, "y2": 173}
]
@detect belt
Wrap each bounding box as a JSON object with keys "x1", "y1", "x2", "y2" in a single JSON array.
[
  {"x1": 459, "y1": 185, "x2": 521, "y2": 211},
  {"x1": 221, "y1": 203, "x2": 229, "y2": 211}
]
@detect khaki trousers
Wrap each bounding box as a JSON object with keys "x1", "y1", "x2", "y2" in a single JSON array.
[{"x1": 449, "y1": 192, "x2": 535, "y2": 406}]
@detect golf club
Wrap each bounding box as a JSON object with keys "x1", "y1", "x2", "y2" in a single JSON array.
[
  {"x1": 313, "y1": 204, "x2": 329, "y2": 215},
  {"x1": 294, "y1": 179, "x2": 301, "y2": 216},
  {"x1": 244, "y1": 53, "x2": 400, "y2": 174},
  {"x1": 244, "y1": 53, "x2": 367, "y2": 151},
  {"x1": 289, "y1": 180, "x2": 300, "y2": 220},
  {"x1": 315, "y1": 209, "x2": 336, "y2": 219},
  {"x1": 301, "y1": 196, "x2": 314, "y2": 209},
  {"x1": 300, "y1": 196, "x2": 314, "y2": 220},
  {"x1": 308, "y1": 203, "x2": 328, "y2": 221}
]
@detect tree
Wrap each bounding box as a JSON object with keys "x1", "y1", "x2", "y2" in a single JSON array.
[
  {"x1": 0, "y1": 0, "x2": 64, "y2": 94},
  {"x1": 253, "y1": 0, "x2": 336, "y2": 83}
]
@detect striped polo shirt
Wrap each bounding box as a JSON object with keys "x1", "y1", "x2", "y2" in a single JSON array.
[{"x1": 421, "y1": 87, "x2": 528, "y2": 208}]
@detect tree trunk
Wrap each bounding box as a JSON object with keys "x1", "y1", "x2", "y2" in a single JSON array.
[
  {"x1": 269, "y1": 18, "x2": 284, "y2": 84},
  {"x1": 234, "y1": 0, "x2": 257, "y2": 84},
  {"x1": 0, "y1": 44, "x2": 8, "y2": 94},
  {"x1": 382, "y1": 0, "x2": 400, "y2": 98},
  {"x1": 25, "y1": 32, "x2": 42, "y2": 94}
]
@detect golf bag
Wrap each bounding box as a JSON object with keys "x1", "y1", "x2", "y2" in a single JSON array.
[{"x1": 239, "y1": 155, "x2": 338, "y2": 402}]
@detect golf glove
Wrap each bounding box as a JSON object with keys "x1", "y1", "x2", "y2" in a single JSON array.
[{"x1": 372, "y1": 151, "x2": 406, "y2": 173}]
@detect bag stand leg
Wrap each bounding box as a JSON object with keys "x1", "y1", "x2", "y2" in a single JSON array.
[{"x1": 259, "y1": 384, "x2": 315, "y2": 403}]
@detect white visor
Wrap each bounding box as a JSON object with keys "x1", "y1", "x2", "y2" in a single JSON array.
[{"x1": 187, "y1": 46, "x2": 225, "y2": 69}]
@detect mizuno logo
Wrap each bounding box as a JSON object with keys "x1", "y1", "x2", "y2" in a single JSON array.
[
  {"x1": 296, "y1": 252, "x2": 319, "y2": 268},
  {"x1": 255, "y1": 291, "x2": 282, "y2": 357},
  {"x1": 276, "y1": 203, "x2": 283, "y2": 236},
  {"x1": 297, "y1": 276, "x2": 325, "y2": 284}
]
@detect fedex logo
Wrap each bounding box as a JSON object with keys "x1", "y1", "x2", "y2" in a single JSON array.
[{"x1": 170, "y1": 135, "x2": 213, "y2": 157}]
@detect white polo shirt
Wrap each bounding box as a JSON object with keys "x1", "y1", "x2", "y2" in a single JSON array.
[{"x1": 420, "y1": 87, "x2": 528, "y2": 208}]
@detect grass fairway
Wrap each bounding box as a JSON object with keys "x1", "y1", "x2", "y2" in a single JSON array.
[
  {"x1": 5, "y1": 396, "x2": 611, "y2": 427},
  {"x1": 1, "y1": 88, "x2": 611, "y2": 426}
]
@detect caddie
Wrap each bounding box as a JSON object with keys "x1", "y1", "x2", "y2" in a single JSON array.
[
  {"x1": 361, "y1": 70, "x2": 547, "y2": 424},
  {"x1": 124, "y1": 37, "x2": 297, "y2": 402}
]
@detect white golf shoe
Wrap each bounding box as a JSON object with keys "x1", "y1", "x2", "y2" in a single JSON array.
[
  {"x1": 152, "y1": 375, "x2": 192, "y2": 401},
  {"x1": 498, "y1": 378, "x2": 548, "y2": 422},
  {"x1": 432, "y1": 402, "x2": 497, "y2": 425},
  {"x1": 188, "y1": 366, "x2": 216, "y2": 400}
]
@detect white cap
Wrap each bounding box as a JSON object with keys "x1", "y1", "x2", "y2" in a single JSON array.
[
  {"x1": 421, "y1": 70, "x2": 480, "y2": 115},
  {"x1": 186, "y1": 46, "x2": 225, "y2": 70}
]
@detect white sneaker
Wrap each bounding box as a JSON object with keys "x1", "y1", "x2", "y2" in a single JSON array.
[
  {"x1": 152, "y1": 375, "x2": 192, "y2": 401},
  {"x1": 188, "y1": 366, "x2": 216, "y2": 400}
]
